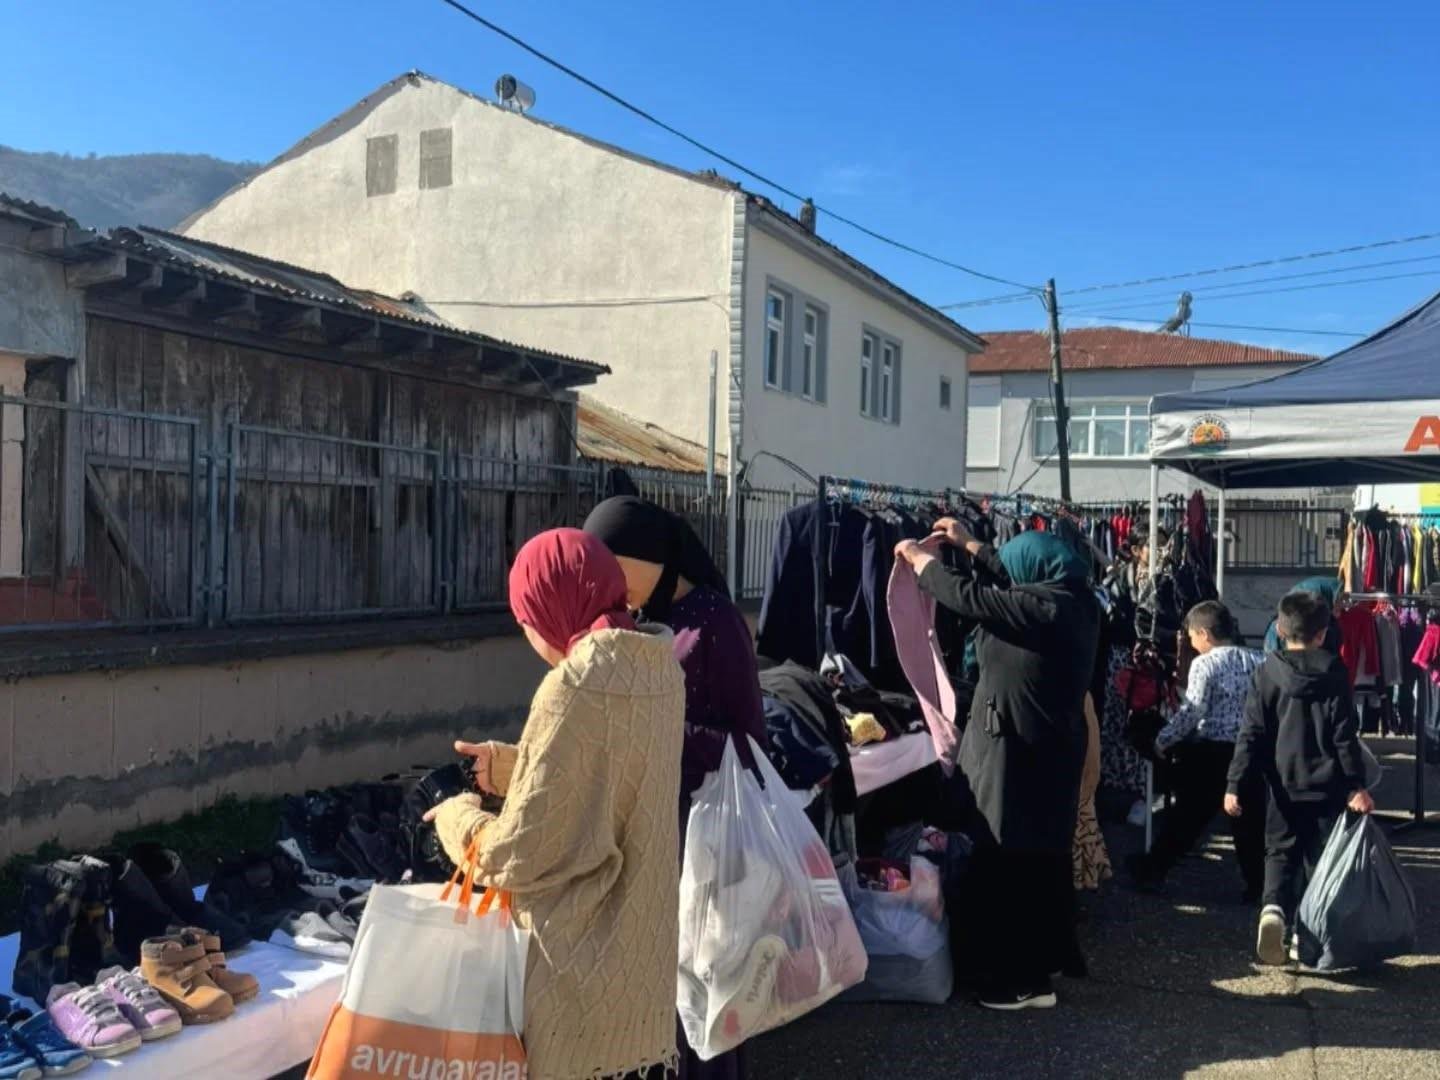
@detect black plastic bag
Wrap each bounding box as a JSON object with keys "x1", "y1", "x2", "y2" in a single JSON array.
[{"x1": 1296, "y1": 813, "x2": 1417, "y2": 971}]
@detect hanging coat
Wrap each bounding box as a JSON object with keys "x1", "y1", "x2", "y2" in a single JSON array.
[{"x1": 917, "y1": 544, "x2": 1101, "y2": 855}]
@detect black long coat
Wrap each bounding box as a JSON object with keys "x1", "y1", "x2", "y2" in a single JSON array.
[{"x1": 919, "y1": 546, "x2": 1101, "y2": 855}]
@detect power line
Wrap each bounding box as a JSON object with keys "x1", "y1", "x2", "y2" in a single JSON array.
[
  {"x1": 1062, "y1": 252, "x2": 1440, "y2": 314},
  {"x1": 1072, "y1": 267, "x2": 1440, "y2": 314},
  {"x1": 1074, "y1": 315, "x2": 1366, "y2": 338},
  {"x1": 940, "y1": 229, "x2": 1440, "y2": 310},
  {"x1": 436, "y1": 0, "x2": 1037, "y2": 292}
]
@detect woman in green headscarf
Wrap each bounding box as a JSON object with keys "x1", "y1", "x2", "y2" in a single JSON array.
[
  {"x1": 895, "y1": 523, "x2": 1100, "y2": 1013},
  {"x1": 1262, "y1": 576, "x2": 1342, "y2": 652}
]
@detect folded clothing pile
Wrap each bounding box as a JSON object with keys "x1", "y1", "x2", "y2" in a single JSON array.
[{"x1": 839, "y1": 856, "x2": 952, "y2": 1005}]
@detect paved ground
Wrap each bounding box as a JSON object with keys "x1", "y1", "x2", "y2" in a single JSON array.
[{"x1": 752, "y1": 736, "x2": 1440, "y2": 1080}]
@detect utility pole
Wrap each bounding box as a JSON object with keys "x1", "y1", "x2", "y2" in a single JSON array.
[{"x1": 1044, "y1": 278, "x2": 1072, "y2": 502}]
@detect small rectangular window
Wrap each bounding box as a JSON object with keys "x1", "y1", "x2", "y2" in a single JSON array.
[
  {"x1": 860, "y1": 333, "x2": 876, "y2": 416},
  {"x1": 801, "y1": 307, "x2": 819, "y2": 400},
  {"x1": 366, "y1": 134, "x2": 398, "y2": 197},
  {"x1": 419, "y1": 127, "x2": 453, "y2": 190},
  {"x1": 764, "y1": 290, "x2": 787, "y2": 389},
  {"x1": 880, "y1": 342, "x2": 896, "y2": 422},
  {"x1": 939, "y1": 376, "x2": 952, "y2": 410}
]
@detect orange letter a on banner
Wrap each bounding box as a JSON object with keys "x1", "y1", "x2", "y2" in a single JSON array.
[{"x1": 1405, "y1": 417, "x2": 1440, "y2": 453}]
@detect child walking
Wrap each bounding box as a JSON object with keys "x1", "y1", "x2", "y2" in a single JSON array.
[
  {"x1": 1225, "y1": 591, "x2": 1374, "y2": 966},
  {"x1": 1128, "y1": 601, "x2": 1264, "y2": 897}
]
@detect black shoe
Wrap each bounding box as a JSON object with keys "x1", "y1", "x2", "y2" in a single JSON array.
[
  {"x1": 207, "y1": 852, "x2": 307, "y2": 941},
  {"x1": 978, "y1": 979, "x2": 1058, "y2": 1012},
  {"x1": 338, "y1": 815, "x2": 405, "y2": 883},
  {"x1": 102, "y1": 852, "x2": 185, "y2": 965},
  {"x1": 1124, "y1": 853, "x2": 1165, "y2": 893},
  {"x1": 128, "y1": 844, "x2": 251, "y2": 953},
  {"x1": 11, "y1": 859, "x2": 87, "y2": 1003},
  {"x1": 400, "y1": 765, "x2": 469, "y2": 884},
  {"x1": 67, "y1": 856, "x2": 126, "y2": 987},
  {"x1": 280, "y1": 792, "x2": 348, "y2": 875}
]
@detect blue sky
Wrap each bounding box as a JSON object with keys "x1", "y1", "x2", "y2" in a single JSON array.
[{"x1": 4, "y1": 0, "x2": 1438, "y2": 353}]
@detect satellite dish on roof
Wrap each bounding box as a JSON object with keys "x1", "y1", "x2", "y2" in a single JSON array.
[{"x1": 495, "y1": 75, "x2": 536, "y2": 113}]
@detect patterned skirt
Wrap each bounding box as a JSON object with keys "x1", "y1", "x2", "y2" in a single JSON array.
[
  {"x1": 1099, "y1": 645, "x2": 1149, "y2": 799},
  {"x1": 1074, "y1": 693, "x2": 1112, "y2": 891}
]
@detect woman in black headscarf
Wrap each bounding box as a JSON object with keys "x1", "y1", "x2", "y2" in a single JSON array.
[{"x1": 584, "y1": 497, "x2": 769, "y2": 1080}]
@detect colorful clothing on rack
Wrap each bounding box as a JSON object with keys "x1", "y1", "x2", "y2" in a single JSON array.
[
  {"x1": 1337, "y1": 604, "x2": 1381, "y2": 687},
  {"x1": 1099, "y1": 645, "x2": 1148, "y2": 797}
]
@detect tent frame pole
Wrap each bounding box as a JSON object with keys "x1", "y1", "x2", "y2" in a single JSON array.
[
  {"x1": 1216, "y1": 487, "x2": 1227, "y2": 597},
  {"x1": 1145, "y1": 465, "x2": 1160, "y2": 853}
]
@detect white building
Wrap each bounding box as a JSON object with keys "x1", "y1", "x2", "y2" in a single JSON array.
[
  {"x1": 965, "y1": 328, "x2": 1318, "y2": 502},
  {"x1": 179, "y1": 70, "x2": 984, "y2": 492}
]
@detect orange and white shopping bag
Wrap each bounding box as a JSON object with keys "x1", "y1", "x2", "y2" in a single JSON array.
[{"x1": 309, "y1": 843, "x2": 529, "y2": 1079}]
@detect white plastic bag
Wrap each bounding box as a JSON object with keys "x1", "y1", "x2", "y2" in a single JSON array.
[
  {"x1": 839, "y1": 858, "x2": 952, "y2": 1004},
  {"x1": 678, "y1": 737, "x2": 867, "y2": 1060},
  {"x1": 309, "y1": 863, "x2": 528, "y2": 1079}
]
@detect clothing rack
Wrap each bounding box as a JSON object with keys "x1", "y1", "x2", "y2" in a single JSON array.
[
  {"x1": 1340, "y1": 590, "x2": 1440, "y2": 835},
  {"x1": 819, "y1": 474, "x2": 956, "y2": 510}
]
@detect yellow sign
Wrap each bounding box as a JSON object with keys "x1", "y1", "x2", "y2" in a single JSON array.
[{"x1": 1422, "y1": 484, "x2": 1440, "y2": 510}]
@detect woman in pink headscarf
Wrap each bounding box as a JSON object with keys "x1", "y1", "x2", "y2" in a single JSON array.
[{"x1": 428, "y1": 528, "x2": 687, "y2": 1080}]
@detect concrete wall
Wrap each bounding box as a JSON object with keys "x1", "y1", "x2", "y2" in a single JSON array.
[
  {"x1": 966, "y1": 365, "x2": 1305, "y2": 502},
  {"x1": 741, "y1": 224, "x2": 971, "y2": 490},
  {"x1": 1223, "y1": 571, "x2": 1297, "y2": 643},
  {"x1": 181, "y1": 77, "x2": 735, "y2": 452},
  {"x1": 0, "y1": 634, "x2": 546, "y2": 858}
]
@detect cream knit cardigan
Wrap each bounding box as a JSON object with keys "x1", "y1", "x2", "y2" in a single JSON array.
[{"x1": 435, "y1": 626, "x2": 685, "y2": 1080}]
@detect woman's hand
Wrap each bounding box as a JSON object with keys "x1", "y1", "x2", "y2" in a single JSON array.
[
  {"x1": 1348, "y1": 789, "x2": 1375, "y2": 815},
  {"x1": 422, "y1": 793, "x2": 491, "y2": 865},
  {"x1": 932, "y1": 517, "x2": 973, "y2": 548},
  {"x1": 894, "y1": 537, "x2": 941, "y2": 577},
  {"x1": 455, "y1": 739, "x2": 502, "y2": 795}
]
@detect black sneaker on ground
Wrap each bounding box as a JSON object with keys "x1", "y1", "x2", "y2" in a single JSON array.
[{"x1": 977, "y1": 980, "x2": 1058, "y2": 1012}]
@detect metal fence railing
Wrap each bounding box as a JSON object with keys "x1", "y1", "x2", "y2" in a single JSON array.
[
  {"x1": 737, "y1": 484, "x2": 814, "y2": 602},
  {"x1": 1221, "y1": 502, "x2": 1350, "y2": 572}
]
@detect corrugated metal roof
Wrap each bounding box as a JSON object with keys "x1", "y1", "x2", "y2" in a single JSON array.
[
  {"x1": 970, "y1": 327, "x2": 1318, "y2": 374},
  {"x1": 577, "y1": 396, "x2": 724, "y2": 474},
  {"x1": 100, "y1": 226, "x2": 607, "y2": 382},
  {"x1": 0, "y1": 192, "x2": 79, "y2": 227}
]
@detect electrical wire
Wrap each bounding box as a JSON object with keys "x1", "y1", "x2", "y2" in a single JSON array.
[
  {"x1": 435, "y1": 0, "x2": 1037, "y2": 292},
  {"x1": 1073, "y1": 316, "x2": 1365, "y2": 338},
  {"x1": 941, "y1": 229, "x2": 1440, "y2": 310},
  {"x1": 1061, "y1": 252, "x2": 1440, "y2": 314},
  {"x1": 1066, "y1": 267, "x2": 1440, "y2": 314}
]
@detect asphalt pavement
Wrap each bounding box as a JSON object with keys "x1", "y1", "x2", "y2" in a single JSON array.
[{"x1": 751, "y1": 735, "x2": 1440, "y2": 1080}]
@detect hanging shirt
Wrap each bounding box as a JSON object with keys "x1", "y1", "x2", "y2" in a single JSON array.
[
  {"x1": 1338, "y1": 605, "x2": 1381, "y2": 687},
  {"x1": 1155, "y1": 645, "x2": 1264, "y2": 753}
]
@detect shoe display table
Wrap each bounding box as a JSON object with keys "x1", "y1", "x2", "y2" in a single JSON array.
[
  {"x1": 0, "y1": 933, "x2": 344, "y2": 1079},
  {"x1": 849, "y1": 731, "x2": 938, "y2": 796}
]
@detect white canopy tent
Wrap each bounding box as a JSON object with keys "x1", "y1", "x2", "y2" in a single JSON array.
[{"x1": 1142, "y1": 290, "x2": 1440, "y2": 838}]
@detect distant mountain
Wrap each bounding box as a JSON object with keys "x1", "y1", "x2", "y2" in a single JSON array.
[{"x1": 0, "y1": 145, "x2": 260, "y2": 230}]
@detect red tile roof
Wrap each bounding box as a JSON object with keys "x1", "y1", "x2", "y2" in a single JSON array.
[{"x1": 970, "y1": 327, "x2": 1318, "y2": 374}]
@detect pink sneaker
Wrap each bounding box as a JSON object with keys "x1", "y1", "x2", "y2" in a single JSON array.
[
  {"x1": 44, "y1": 984, "x2": 142, "y2": 1058},
  {"x1": 96, "y1": 966, "x2": 183, "y2": 1041}
]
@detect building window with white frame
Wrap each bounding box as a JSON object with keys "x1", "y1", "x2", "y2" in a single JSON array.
[
  {"x1": 764, "y1": 290, "x2": 787, "y2": 389},
  {"x1": 801, "y1": 306, "x2": 821, "y2": 400},
  {"x1": 860, "y1": 332, "x2": 875, "y2": 416},
  {"x1": 880, "y1": 340, "x2": 898, "y2": 423},
  {"x1": 1032, "y1": 400, "x2": 1150, "y2": 459}
]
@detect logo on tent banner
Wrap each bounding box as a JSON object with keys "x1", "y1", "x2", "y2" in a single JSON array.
[
  {"x1": 1405, "y1": 417, "x2": 1440, "y2": 453},
  {"x1": 1186, "y1": 414, "x2": 1230, "y2": 452}
]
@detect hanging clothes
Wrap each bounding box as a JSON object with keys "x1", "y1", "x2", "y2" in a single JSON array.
[
  {"x1": 887, "y1": 558, "x2": 960, "y2": 773},
  {"x1": 1337, "y1": 604, "x2": 1381, "y2": 687}
]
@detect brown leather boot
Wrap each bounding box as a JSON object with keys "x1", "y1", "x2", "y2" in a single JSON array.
[
  {"x1": 139, "y1": 937, "x2": 234, "y2": 1024},
  {"x1": 173, "y1": 927, "x2": 258, "y2": 1005}
]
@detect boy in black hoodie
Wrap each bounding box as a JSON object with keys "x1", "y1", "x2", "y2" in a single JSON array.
[{"x1": 1225, "y1": 591, "x2": 1374, "y2": 966}]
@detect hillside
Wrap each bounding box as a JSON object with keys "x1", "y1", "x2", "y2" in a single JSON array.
[{"x1": 0, "y1": 145, "x2": 259, "y2": 230}]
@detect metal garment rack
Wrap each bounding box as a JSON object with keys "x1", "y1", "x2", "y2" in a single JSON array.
[{"x1": 1342, "y1": 591, "x2": 1440, "y2": 834}]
